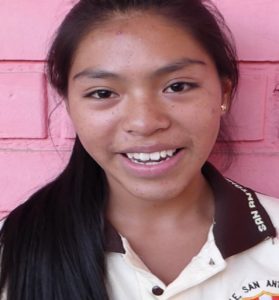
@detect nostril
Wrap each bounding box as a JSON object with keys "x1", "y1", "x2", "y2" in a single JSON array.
[{"x1": 122, "y1": 114, "x2": 171, "y2": 136}]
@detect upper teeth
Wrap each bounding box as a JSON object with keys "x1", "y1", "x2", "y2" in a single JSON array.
[{"x1": 127, "y1": 149, "x2": 176, "y2": 162}]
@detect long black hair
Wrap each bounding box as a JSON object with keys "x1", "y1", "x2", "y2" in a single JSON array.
[{"x1": 0, "y1": 1, "x2": 238, "y2": 299}]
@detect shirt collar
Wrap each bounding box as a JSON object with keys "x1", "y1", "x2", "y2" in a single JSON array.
[{"x1": 104, "y1": 162, "x2": 276, "y2": 258}]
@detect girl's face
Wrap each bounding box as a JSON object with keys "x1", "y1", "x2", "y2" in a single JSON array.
[{"x1": 67, "y1": 13, "x2": 230, "y2": 203}]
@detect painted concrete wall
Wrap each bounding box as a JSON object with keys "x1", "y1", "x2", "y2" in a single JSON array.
[{"x1": 0, "y1": 0, "x2": 279, "y2": 218}]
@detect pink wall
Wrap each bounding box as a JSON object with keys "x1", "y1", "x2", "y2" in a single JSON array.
[{"x1": 0, "y1": 0, "x2": 279, "y2": 217}]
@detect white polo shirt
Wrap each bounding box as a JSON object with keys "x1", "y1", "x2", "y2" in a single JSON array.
[
  {"x1": 0, "y1": 163, "x2": 278, "y2": 300},
  {"x1": 104, "y1": 163, "x2": 279, "y2": 300}
]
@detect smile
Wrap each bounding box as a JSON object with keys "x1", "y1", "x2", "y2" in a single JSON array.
[{"x1": 125, "y1": 149, "x2": 179, "y2": 165}]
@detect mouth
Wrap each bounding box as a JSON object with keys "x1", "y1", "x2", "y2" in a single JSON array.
[{"x1": 123, "y1": 148, "x2": 181, "y2": 165}]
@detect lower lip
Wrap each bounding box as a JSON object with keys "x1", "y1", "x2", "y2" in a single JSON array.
[{"x1": 119, "y1": 149, "x2": 185, "y2": 178}]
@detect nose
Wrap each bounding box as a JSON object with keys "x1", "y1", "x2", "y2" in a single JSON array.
[{"x1": 121, "y1": 96, "x2": 171, "y2": 136}]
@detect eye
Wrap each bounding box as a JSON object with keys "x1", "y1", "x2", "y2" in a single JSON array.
[
  {"x1": 84, "y1": 89, "x2": 118, "y2": 100},
  {"x1": 163, "y1": 82, "x2": 198, "y2": 94}
]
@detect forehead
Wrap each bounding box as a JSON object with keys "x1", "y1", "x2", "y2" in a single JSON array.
[{"x1": 70, "y1": 12, "x2": 213, "y2": 76}]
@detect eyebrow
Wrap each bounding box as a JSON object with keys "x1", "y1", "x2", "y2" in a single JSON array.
[
  {"x1": 72, "y1": 58, "x2": 206, "y2": 81},
  {"x1": 73, "y1": 69, "x2": 120, "y2": 81},
  {"x1": 153, "y1": 58, "x2": 206, "y2": 76}
]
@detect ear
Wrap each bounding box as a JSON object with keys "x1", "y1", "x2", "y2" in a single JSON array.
[{"x1": 221, "y1": 78, "x2": 233, "y2": 115}]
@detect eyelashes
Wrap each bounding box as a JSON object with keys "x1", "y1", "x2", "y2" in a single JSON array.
[
  {"x1": 163, "y1": 81, "x2": 199, "y2": 93},
  {"x1": 83, "y1": 81, "x2": 199, "y2": 100},
  {"x1": 84, "y1": 89, "x2": 118, "y2": 100}
]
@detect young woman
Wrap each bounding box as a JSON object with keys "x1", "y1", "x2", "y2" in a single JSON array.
[{"x1": 1, "y1": 0, "x2": 279, "y2": 299}]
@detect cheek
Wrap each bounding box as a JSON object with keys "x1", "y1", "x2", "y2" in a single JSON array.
[
  {"x1": 176, "y1": 100, "x2": 220, "y2": 126},
  {"x1": 69, "y1": 105, "x2": 117, "y2": 149},
  {"x1": 198, "y1": 106, "x2": 221, "y2": 131},
  {"x1": 173, "y1": 100, "x2": 221, "y2": 147}
]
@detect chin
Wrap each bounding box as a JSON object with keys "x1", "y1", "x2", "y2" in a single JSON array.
[{"x1": 128, "y1": 183, "x2": 186, "y2": 202}]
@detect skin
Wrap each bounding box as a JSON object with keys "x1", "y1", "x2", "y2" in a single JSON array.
[{"x1": 67, "y1": 12, "x2": 231, "y2": 284}]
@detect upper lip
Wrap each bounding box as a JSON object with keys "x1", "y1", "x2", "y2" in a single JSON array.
[{"x1": 120, "y1": 144, "x2": 183, "y2": 154}]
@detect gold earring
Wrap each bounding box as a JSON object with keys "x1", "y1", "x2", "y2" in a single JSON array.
[{"x1": 221, "y1": 104, "x2": 227, "y2": 112}]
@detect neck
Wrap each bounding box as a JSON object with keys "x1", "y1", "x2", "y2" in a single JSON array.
[{"x1": 106, "y1": 172, "x2": 214, "y2": 234}]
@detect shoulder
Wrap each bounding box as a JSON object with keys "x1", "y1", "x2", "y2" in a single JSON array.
[{"x1": 256, "y1": 192, "x2": 279, "y2": 230}]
